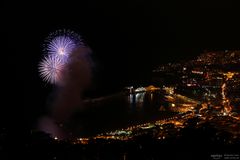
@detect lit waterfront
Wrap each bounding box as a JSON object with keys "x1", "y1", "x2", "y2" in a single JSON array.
[
  {"x1": 83, "y1": 51, "x2": 240, "y2": 146},
  {"x1": 73, "y1": 86, "x2": 240, "y2": 145}
]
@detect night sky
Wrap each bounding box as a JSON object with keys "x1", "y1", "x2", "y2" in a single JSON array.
[{"x1": 3, "y1": 0, "x2": 240, "y2": 128}]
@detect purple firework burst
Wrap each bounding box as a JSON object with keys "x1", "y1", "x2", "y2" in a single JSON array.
[
  {"x1": 44, "y1": 29, "x2": 83, "y2": 59},
  {"x1": 47, "y1": 36, "x2": 75, "y2": 58},
  {"x1": 39, "y1": 29, "x2": 85, "y2": 85},
  {"x1": 39, "y1": 55, "x2": 65, "y2": 84}
]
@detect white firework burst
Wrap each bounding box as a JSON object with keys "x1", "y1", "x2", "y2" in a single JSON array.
[
  {"x1": 44, "y1": 29, "x2": 84, "y2": 59},
  {"x1": 39, "y1": 55, "x2": 65, "y2": 84},
  {"x1": 47, "y1": 36, "x2": 76, "y2": 58}
]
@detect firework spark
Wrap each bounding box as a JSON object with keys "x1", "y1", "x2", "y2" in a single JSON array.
[{"x1": 39, "y1": 55, "x2": 65, "y2": 84}]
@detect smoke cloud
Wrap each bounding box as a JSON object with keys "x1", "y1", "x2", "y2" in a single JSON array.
[{"x1": 38, "y1": 47, "x2": 93, "y2": 139}]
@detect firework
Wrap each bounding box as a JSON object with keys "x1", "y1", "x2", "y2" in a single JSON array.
[
  {"x1": 44, "y1": 29, "x2": 83, "y2": 58},
  {"x1": 47, "y1": 36, "x2": 76, "y2": 59},
  {"x1": 39, "y1": 55, "x2": 65, "y2": 84},
  {"x1": 39, "y1": 29, "x2": 86, "y2": 84}
]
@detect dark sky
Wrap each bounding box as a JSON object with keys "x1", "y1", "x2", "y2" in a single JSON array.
[{"x1": 3, "y1": 0, "x2": 240, "y2": 127}]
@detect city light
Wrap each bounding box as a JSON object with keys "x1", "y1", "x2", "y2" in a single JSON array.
[{"x1": 70, "y1": 50, "x2": 240, "y2": 146}]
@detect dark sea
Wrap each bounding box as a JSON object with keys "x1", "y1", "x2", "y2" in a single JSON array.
[{"x1": 71, "y1": 91, "x2": 177, "y2": 137}]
